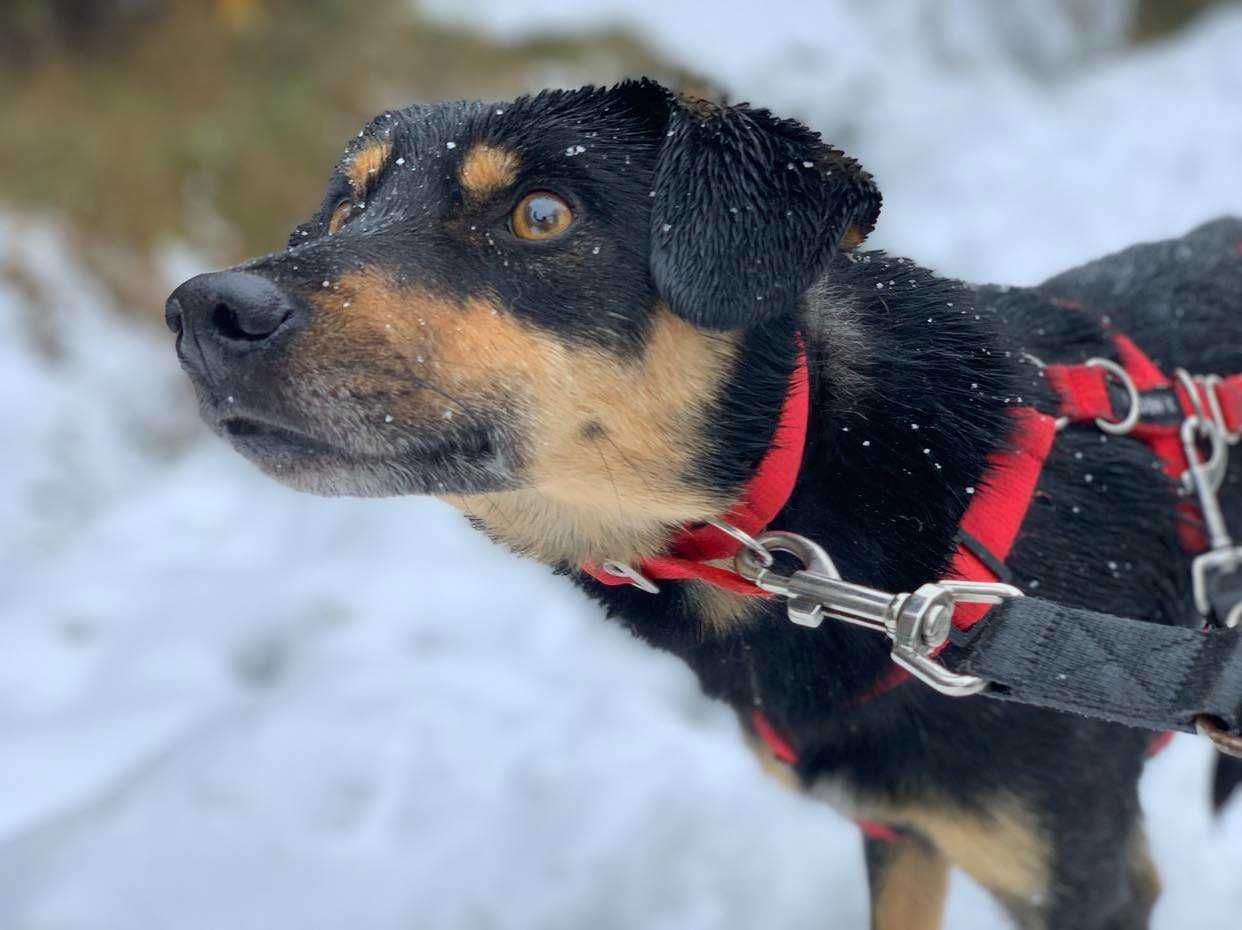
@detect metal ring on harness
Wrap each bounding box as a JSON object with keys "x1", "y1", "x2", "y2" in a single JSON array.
[
  {"x1": 1085, "y1": 357, "x2": 1141, "y2": 435},
  {"x1": 707, "y1": 519, "x2": 775, "y2": 569}
]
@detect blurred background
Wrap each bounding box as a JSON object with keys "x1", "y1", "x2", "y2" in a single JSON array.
[{"x1": 2, "y1": 1, "x2": 1241, "y2": 927}]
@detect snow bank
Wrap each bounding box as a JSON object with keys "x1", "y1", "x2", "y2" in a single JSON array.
[{"x1": 2, "y1": 2, "x2": 1241, "y2": 927}]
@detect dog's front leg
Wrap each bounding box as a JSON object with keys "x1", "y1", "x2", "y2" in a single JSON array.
[{"x1": 864, "y1": 833, "x2": 949, "y2": 930}]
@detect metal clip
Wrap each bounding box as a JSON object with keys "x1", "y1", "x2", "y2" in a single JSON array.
[
  {"x1": 890, "y1": 580, "x2": 1021, "y2": 696},
  {"x1": 1183, "y1": 416, "x2": 1242, "y2": 627},
  {"x1": 733, "y1": 529, "x2": 1020, "y2": 696}
]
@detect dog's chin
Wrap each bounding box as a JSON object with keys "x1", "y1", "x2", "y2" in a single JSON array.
[{"x1": 213, "y1": 414, "x2": 517, "y2": 498}]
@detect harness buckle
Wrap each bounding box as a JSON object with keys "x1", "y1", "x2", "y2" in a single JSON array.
[{"x1": 732, "y1": 529, "x2": 1017, "y2": 696}]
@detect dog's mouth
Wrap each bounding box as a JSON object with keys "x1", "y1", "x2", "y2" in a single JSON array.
[
  {"x1": 207, "y1": 405, "x2": 516, "y2": 497},
  {"x1": 219, "y1": 415, "x2": 337, "y2": 457}
]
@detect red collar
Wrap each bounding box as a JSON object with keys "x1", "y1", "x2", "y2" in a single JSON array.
[{"x1": 581, "y1": 347, "x2": 811, "y2": 595}]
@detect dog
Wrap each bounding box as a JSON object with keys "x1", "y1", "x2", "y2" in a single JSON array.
[{"x1": 165, "y1": 79, "x2": 1242, "y2": 929}]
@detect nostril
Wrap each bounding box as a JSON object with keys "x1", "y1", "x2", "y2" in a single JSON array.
[
  {"x1": 211, "y1": 301, "x2": 264, "y2": 341},
  {"x1": 170, "y1": 270, "x2": 301, "y2": 352},
  {"x1": 210, "y1": 296, "x2": 292, "y2": 342}
]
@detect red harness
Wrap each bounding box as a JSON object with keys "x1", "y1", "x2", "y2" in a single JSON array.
[{"x1": 580, "y1": 323, "x2": 1241, "y2": 838}]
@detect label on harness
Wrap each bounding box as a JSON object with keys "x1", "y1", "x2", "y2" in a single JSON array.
[{"x1": 1135, "y1": 387, "x2": 1182, "y2": 424}]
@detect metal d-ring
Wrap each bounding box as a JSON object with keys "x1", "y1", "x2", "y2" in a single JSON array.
[
  {"x1": 708, "y1": 519, "x2": 775, "y2": 569},
  {"x1": 1086, "y1": 357, "x2": 1141, "y2": 435}
]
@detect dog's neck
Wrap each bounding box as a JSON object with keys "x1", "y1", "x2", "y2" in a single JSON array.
[
  {"x1": 777, "y1": 255, "x2": 1018, "y2": 595},
  {"x1": 450, "y1": 252, "x2": 1018, "y2": 603}
]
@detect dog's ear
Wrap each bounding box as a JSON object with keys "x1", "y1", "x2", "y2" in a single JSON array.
[{"x1": 649, "y1": 94, "x2": 881, "y2": 330}]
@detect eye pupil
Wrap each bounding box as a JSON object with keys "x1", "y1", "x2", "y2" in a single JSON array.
[
  {"x1": 527, "y1": 198, "x2": 560, "y2": 227},
  {"x1": 512, "y1": 192, "x2": 572, "y2": 240}
]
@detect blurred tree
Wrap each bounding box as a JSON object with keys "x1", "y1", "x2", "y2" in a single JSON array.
[
  {"x1": 0, "y1": 0, "x2": 160, "y2": 63},
  {"x1": 0, "y1": 0, "x2": 680, "y2": 314}
]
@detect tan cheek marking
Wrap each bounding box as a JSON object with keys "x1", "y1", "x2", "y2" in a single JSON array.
[
  {"x1": 342, "y1": 138, "x2": 393, "y2": 198},
  {"x1": 296, "y1": 272, "x2": 526, "y2": 449},
  {"x1": 870, "y1": 840, "x2": 950, "y2": 930},
  {"x1": 525, "y1": 310, "x2": 738, "y2": 509},
  {"x1": 299, "y1": 273, "x2": 740, "y2": 566},
  {"x1": 459, "y1": 144, "x2": 520, "y2": 198},
  {"x1": 448, "y1": 308, "x2": 742, "y2": 565},
  {"x1": 300, "y1": 268, "x2": 565, "y2": 429}
]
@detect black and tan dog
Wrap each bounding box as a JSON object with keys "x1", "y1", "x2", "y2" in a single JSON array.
[{"x1": 166, "y1": 79, "x2": 1242, "y2": 929}]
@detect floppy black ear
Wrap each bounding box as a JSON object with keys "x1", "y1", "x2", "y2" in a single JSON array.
[{"x1": 650, "y1": 95, "x2": 881, "y2": 330}]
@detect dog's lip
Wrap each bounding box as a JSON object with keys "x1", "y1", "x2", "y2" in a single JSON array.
[
  {"x1": 213, "y1": 408, "x2": 507, "y2": 469},
  {"x1": 216, "y1": 413, "x2": 339, "y2": 456}
]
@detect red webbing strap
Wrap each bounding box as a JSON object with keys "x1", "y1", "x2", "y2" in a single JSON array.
[
  {"x1": 750, "y1": 707, "x2": 798, "y2": 765},
  {"x1": 1036, "y1": 332, "x2": 1209, "y2": 549},
  {"x1": 1215, "y1": 376, "x2": 1242, "y2": 435},
  {"x1": 581, "y1": 349, "x2": 810, "y2": 595},
  {"x1": 1043, "y1": 364, "x2": 1112, "y2": 423},
  {"x1": 945, "y1": 408, "x2": 1059, "y2": 630},
  {"x1": 857, "y1": 820, "x2": 905, "y2": 844}
]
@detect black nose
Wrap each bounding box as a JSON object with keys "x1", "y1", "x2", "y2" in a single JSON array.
[{"x1": 167, "y1": 271, "x2": 303, "y2": 373}]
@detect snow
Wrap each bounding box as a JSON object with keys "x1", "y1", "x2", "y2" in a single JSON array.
[{"x1": 3, "y1": 2, "x2": 1242, "y2": 927}]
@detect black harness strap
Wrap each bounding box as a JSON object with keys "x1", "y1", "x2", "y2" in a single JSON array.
[
  {"x1": 955, "y1": 530, "x2": 1014, "y2": 583},
  {"x1": 943, "y1": 597, "x2": 1242, "y2": 734}
]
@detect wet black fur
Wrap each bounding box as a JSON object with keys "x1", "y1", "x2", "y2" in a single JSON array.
[
  {"x1": 172, "y1": 79, "x2": 1242, "y2": 929},
  {"x1": 587, "y1": 217, "x2": 1242, "y2": 928}
]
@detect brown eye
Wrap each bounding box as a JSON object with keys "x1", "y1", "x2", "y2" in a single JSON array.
[
  {"x1": 511, "y1": 192, "x2": 573, "y2": 240},
  {"x1": 327, "y1": 198, "x2": 354, "y2": 235}
]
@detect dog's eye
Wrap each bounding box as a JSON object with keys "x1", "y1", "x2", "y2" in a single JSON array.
[
  {"x1": 327, "y1": 198, "x2": 354, "y2": 236},
  {"x1": 511, "y1": 192, "x2": 573, "y2": 240}
]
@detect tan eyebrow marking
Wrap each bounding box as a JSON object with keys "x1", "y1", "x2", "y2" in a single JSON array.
[
  {"x1": 459, "y1": 144, "x2": 520, "y2": 198},
  {"x1": 342, "y1": 137, "x2": 394, "y2": 198}
]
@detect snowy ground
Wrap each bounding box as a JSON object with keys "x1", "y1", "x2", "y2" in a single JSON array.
[{"x1": 3, "y1": 2, "x2": 1242, "y2": 927}]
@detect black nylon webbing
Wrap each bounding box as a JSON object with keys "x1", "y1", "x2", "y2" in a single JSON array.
[{"x1": 941, "y1": 598, "x2": 1242, "y2": 734}]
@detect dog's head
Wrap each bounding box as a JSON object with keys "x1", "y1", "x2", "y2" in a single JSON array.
[{"x1": 166, "y1": 79, "x2": 879, "y2": 561}]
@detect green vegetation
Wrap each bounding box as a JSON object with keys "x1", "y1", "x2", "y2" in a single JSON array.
[{"x1": 0, "y1": 0, "x2": 674, "y2": 276}]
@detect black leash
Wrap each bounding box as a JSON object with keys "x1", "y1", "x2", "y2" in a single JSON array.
[
  {"x1": 943, "y1": 597, "x2": 1242, "y2": 738},
  {"x1": 726, "y1": 525, "x2": 1242, "y2": 757}
]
